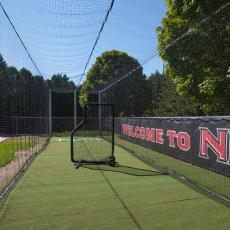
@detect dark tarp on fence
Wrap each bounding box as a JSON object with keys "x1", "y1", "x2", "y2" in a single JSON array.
[{"x1": 115, "y1": 117, "x2": 230, "y2": 177}]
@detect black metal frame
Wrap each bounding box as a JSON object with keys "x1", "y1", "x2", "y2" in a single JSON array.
[{"x1": 70, "y1": 103, "x2": 115, "y2": 168}]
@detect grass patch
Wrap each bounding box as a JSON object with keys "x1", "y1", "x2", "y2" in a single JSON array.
[{"x1": 0, "y1": 140, "x2": 32, "y2": 167}]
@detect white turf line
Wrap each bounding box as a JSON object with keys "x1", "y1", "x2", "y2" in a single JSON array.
[{"x1": 54, "y1": 137, "x2": 102, "y2": 142}]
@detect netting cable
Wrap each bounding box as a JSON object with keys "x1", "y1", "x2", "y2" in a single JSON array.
[{"x1": 0, "y1": 2, "x2": 43, "y2": 76}]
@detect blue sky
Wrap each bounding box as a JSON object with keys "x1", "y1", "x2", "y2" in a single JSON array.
[{"x1": 0, "y1": 0, "x2": 167, "y2": 83}]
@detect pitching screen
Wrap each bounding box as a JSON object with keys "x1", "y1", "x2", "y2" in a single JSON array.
[{"x1": 71, "y1": 103, "x2": 114, "y2": 166}]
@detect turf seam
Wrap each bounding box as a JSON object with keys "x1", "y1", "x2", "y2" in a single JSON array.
[
  {"x1": 99, "y1": 169, "x2": 143, "y2": 230},
  {"x1": 81, "y1": 141, "x2": 143, "y2": 230}
]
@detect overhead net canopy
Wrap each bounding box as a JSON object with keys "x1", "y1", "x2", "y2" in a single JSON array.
[{"x1": 0, "y1": 0, "x2": 165, "y2": 83}]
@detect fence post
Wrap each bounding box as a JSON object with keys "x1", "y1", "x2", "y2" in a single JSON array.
[
  {"x1": 98, "y1": 91, "x2": 102, "y2": 133},
  {"x1": 49, "y1": 89, "x2": 52, "y2": 135},
  {"x1": 74, "y1": 89, "x2": 77, "y2": 128}
]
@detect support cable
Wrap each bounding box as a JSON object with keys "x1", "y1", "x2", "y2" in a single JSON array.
[
  {"x1": 0, "y1": 2, "x2": 43, "y2": 76},
  {"x1": 72, "y1": 0, "x2": 115, "y2": 85}
]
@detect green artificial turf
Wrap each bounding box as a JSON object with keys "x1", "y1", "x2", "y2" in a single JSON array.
[
  {"x1": 0, "y1": 140, "x2": 32, "y2": 167},
  {"x1": 0, "y1": 139, "x2": 229, "y2": 230},
  {"x1": 115, "y1": 137, "x2": 230, "y2": 201}
]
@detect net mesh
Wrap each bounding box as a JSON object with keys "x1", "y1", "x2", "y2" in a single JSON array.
[
  {"x1": 86, "y1": 1, "x2": 230, "y2": 203},
  {"x1": 72, "y1": 104, "x2": 114, "y2": 164},
  {"x1": 0, "y1": 0, "x2": 230, "y2": 206},
  {"x1": 0, "y1": 1, "x2": 50, "y2": 199}
]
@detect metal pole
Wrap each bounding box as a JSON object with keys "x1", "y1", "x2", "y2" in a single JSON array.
[
  {"x1": 98, "y1": 91, "x2": 101, "y2": 133},
  {"x1": 74, "y1": 89, "x2": 77, "y2": 127},
  {"x1": 49, "y1": 89, "x2": 52, "y2": 135}
]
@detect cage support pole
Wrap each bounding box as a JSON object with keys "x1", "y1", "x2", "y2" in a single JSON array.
[
  {"x1": 98, "y1": 91, "x2": 102, "y2": 133},
  {"x1": 49, "y1": 89, "x2": 52, "y2": 135},
  {"x1": 74, "y1": 89, "x2": 77, "y2": 127}
]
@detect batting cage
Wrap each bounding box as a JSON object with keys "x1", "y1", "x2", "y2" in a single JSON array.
[
  {"x1": 1, "y1": 1, "x2": 230, "y2": 228},
  {"x1": 71, "y1": 103, "x2": 115, "y2": 168}
]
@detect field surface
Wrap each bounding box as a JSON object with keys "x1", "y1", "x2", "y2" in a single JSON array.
[
  {"x1": 0, "y1": 138, "x2": 230, "y2": 230},
  {"x1": 0, "y1": 139, "x2": 32, "y2": 167}
]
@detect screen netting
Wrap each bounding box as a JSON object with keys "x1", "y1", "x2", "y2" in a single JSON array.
[
  {"x1": 1, "y1": 0, "x2": 230, "y2": 207},
  {"x1": 71, "y1": 104, "x2": 115, "y2": 167},
  {"x1": 85, "y1": 1, "x2": 230, "y2": 204},
  {"x1": 0, "y1": 1, "x2": 50, "y2": 201},
  {"x1": 49, "y1": 88, "x2": 80, "y2": 135}
]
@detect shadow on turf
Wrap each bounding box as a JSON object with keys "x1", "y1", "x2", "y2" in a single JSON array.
[{"x1": 78, "y1": 164, "x2": 168, "y2": 176}]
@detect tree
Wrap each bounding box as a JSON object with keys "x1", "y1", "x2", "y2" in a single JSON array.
[
  {"x1": 46, "y1": 74, "x2": 79, "y2": 118},
  {"x1": 46, "y1": 74, "x2": 75, "y2": 89},
  {"x1": 80, "y1": 50, "x2": 147, "y2": 116},
  {"x1": 144, "y1": 71, "x2": 162, "y2": 116},
  {"x1": 0, "y1": 53, "x2": 81, "y2": 134},
  {"x1": 157, "y1": 0, "x2": 230, "y2": 115},
  {"x1": 0, "y1": 54, "x2": 7, "y2": 70},
  {"x1": 156, "y1": 74, "x2": 198, "y2": 116},
  {"x1": 0, "y1": 56, "x2": 12, "y2": 124},
  {"x1": 0, "y1": 55, "x2": 50, "y2": 134},
  {"x1": 144, "y1": 71, "x2": 197, "y2": 116}
]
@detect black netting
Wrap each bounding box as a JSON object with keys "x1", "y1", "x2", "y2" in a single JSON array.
[
  {"x1": 72, "y1": 104, "x2": 114, "y2": 165},
  {"x1": 0, "y1": 0, "x2": 230, "y2": 206}
]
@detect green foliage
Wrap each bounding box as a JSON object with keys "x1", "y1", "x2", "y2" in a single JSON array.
[
  {"x1": 158, "y1": 0, "x2": 230, "y2": 115},
  {"x1": 0, "y1": 54, "x2": 7, "y2": 70},
  {"x1": 46, "y1": 74, "x2": 75, "y2": 89},
  {"x1": 144, "y1": 71, "x2": 162, "y2": 116},
  {"x1": 0, "y1": 55, "x2": 81, "y2": 122},
  {"x1": 0, "y1": 57, "x2": 48, "y2": 121},
  {"x1": 144, "y1": 71, "x2": 198, "y2": 116},
  {"x1": 156, "y1": 74, "x2": 198, "y2": 116},
  {"x1": 80, "y1": 51, "x2": 141, "y2": 99},
  {"x1": 47, "y1": 74, "x2": 81, "y2": 117}
]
